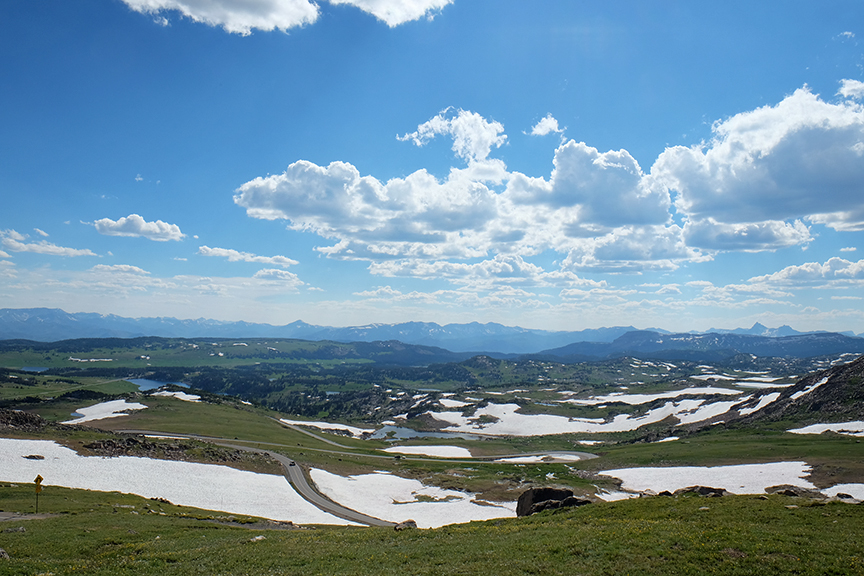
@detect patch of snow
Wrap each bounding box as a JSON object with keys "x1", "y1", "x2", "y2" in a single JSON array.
[
  {"x1": 309, "y1": 469, "x2": 515, "y2": 528},
  {"x1": 382, "y1": 446, "x2": 472, "y2": 459},
  {"x1": 654, "y1": 437, "x2": 679, "y2": 443},
  {"x1": 494, "y1": 453, "x2": 586, "y2": 463},
  {"x1": 576, "y1": 440, "x2": 604, "y2": 446},
  {"x1": 560, "y1": 387, "x2": 742, "y2": 407},
  {"x1": 62, "y1": 400, "x2": 148, "y2": 425},
  {"x1": 823, "y1": 483, "x2": 864, "y2": 500},
  {"x1": 279, "y1": 418, "x2": 376, "y2": 438},
  {"x1": 594, "y1": 490, "x2": 639, "y2": 502},
  {"x1": 787, "y1": 421, "x2": 864, "y2": 437},
  {"x1": 738, "y1": 393, "x2": 781, "y2": 416},
  {"x1": 675, "y1": 398, "x2": 745, "y2": 426},
  {"x1": 151, "y1": 391, "x2": 201, "y2": 403},
  {"x1": 428, "y1": 399, "x2": 720, "y2": 436},
  {"x1": 598, "y1": 462, "x2": 816, "y2": 495},
  {"x1": 733, "y1": 381, "x2": 794, "y2": 389},
  {"x1": 690, "y1": 374, "x2": 736, "y2": 381},
  {"x1": 439, "y1": 398, "x2": 470, "y2": 408},
  {"x1": 790, "y1": 376, "x2": 831, "y2": 400},
  {"x1": 0, "y1": 438, "x2": 352, "y2": 525}
]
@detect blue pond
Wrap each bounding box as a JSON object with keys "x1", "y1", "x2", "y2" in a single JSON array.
[
  {"x1": 370, "y1": 425, "x2": 481, "y2": 441},
  {"x1": 126, "y1": 378, "x2": 189, "y2": 391}
]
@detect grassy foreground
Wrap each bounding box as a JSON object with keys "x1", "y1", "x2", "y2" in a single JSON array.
[{"x1": 1, "y1": 484, "x2": 862, "y2": 575}]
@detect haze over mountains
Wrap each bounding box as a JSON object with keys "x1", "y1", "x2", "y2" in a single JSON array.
[{"x1": 1, "y1": 308, "x2": 863, "y2": 361}]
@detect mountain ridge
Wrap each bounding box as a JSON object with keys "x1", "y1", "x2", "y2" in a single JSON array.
[{"x1": 1, "y1": 308, "x2": 861, "y2": 357}]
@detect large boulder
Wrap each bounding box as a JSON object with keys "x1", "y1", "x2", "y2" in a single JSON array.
[
  {"x1": 394, "y1": 519, "x2": 417, "y2": 531},
  {"x1": 516, "y1": 488, "x2": 591, "y2": 517},
  {"x1": 765, "y1": 485, "x2": 826, "y2": 499},
  {"x1": 672, "y1": 486, "x2": 729, "y2": 497}
]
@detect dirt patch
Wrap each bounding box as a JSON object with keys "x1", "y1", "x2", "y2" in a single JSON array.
[
  {"x1": 806, "y1": 459, "x2": 864, "y2": 488},
  {"x1": 0, "y1": 512, "x2": 57, "y2": 522}
]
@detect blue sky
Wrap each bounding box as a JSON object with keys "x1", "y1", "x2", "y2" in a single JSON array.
[{"x1": 2, "y1": 0, "x2": 864, "y2": 333}]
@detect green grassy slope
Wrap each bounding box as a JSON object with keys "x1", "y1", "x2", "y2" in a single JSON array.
[{"x1": 0, "y1": 484, "x2": 862, "y2": 575}]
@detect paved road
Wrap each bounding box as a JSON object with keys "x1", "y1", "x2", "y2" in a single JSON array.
[
  {"x1": 208, "y1": 440, "x2": 396, "y2": 527},
  {"x1": 116, "y1": 428, "x2": 597, "y2": 526},
  {"x1": 268, "y1": 451, "x2": 395, "y2": 527}
]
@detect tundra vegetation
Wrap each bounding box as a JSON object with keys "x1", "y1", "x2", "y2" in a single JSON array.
[{"x1": 0, "y1": 337, "x2": 863, "y2": 574}]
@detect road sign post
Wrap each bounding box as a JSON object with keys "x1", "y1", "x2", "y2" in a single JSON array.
[{"x1": 34, "y1": 475, "x2": 43, "y2": 513}]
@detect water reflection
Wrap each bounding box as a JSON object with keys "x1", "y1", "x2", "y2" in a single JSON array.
[
  {"x1": 370, "y1": 425, "x2": 482, "y2": 441},
  {"x1": 126, "y1": 378, "x2": 189, "y2": 391}
]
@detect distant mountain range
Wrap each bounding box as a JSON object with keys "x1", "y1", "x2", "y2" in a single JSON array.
[
  {"x1": 0, "y1": 308, "x2": 644, "y2": 353},
  {"x1": 531, "y1": 330, "x2": 864, "y2": 363},
  {"x1": 0, "y1": 308, "x2": 862, "y2": 358}
]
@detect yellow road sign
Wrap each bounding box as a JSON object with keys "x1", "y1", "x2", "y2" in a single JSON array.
[{"x1": 34, "y1": 475, "x2": 43, "y2": 493}]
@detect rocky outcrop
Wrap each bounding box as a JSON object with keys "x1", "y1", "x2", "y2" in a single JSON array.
[
  {"x1": 82, "y1": 436, "x2": 277, "y2": 469},
  {"x1": 0, "y1": 408, "x2": 48, "y2": 431},
  {"x1": 394, "y1": 519, "x2": 417, "y2": 531},
  {"x1": 516, "y1": 488, "x2": 592, "y2": 517},
  {"x1": 765, "y1": 485, "x2": 826, "y2": 499},
  {"x1": 672, "y1": 486, "x2": 730, "y2": 497}
]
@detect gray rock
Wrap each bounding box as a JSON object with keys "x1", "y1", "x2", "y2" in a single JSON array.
[
  {"x1": 517, "y1": 488, "x2": 591, "y2": 516},
  {"x1": 672, "y1": 485, "x2": 729, "y2": 497},
  {"x1": 394, "y1": 519, "x2": 417, "y2": 531},
  {"x1": 765, "y1": 485, "x2": 825, "y2": 499},
  {"x1": 517, "y1": 487, "x2": 573, "y2": 517},
  {"x1": 0, "y1": 548, "x2": 8, "y2": 560}
]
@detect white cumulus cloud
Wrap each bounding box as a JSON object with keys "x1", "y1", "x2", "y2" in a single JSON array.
[
  {"x1": 750, "y1": 257, "x2": 864, "y2": 285},
  {"x1": 683, "y1": 219, "x2": 812, "y2": 252},
  {"x1": 252, "y1": 268, "x2": 305, "y2": 289},
  {"x1": 94, "y1": 214, "x2": 185, "y2": 242},
  {"x1": 328, "y1": 0, "x2": 452, "y2": 26},
  {"x1": 236, "y1": 87, "x2": 864, "y2": 287},
  {"x1": 654, "y1": 86, "x2": 864, "y2": 238},
  {"x1": 0, "y1": 229, "x2": 97, "y2": 257},
  {"x1": 121, "y1": 0, "x2": 451, "y2": 34},
  {"x1": 398, "y1": 108, "x2": 507, "y2": 164},
  {"x1": 120, "y1": 0, "x2": 319, "y2": 35},
  {"x1": 506, "y1": 140, "x2": 671, "y2": 227},
  {"x1": 838, "y1": 78, "x2": 864, "y2": 100},
  {"x1": 90, "y1": 264, "x2": 151, "y2": 275},
  {"x1": 198, "y1": 245, "x2": 299, "y2": 267},
  {"x1": 530, "y1": 114, "x2": 562, "y2": 136}
]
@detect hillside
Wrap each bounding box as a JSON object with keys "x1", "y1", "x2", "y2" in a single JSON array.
[
  {"x1": 736, "y1": 354, "x2": 864, "y2": 424},
  {"x1": 0, "y1": 484, "x2": 861, "y2": 575},
  {"x1": 537, "y1": 330, "x2": 864, "y2": 362}
]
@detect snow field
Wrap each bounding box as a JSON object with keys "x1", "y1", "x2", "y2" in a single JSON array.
[
  {"x1": 278, "y1": 418, "x2": 376, "y2": 438},
  {"x1": 62, "y1": 399, "x2": 148, "y2": 425},
  {"x1": 151, "y1": 390, "x2": 201, "y2": 402},
  {"x1": 0, "y1": 438, "x2": 351, "y2": 525},
  {"x1": 382, "y1": 445, "x2": 473, "y2": 458},
  {"x1": 558, "y1": 386, "x2": 742, "y2": 406},
  {"x1": 598, "y1": 462, "x2": 817, "y2": 495},
  {"x1": 309, "y1": 468, "x2": 516, "y2": 528},
  {"x1": 787, "y1": 421, "x2": 864, "y2": 437}
]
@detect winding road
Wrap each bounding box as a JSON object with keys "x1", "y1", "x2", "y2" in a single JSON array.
[{"x1": 117, "y1": 426, "x2": 597, "y2": 526}]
